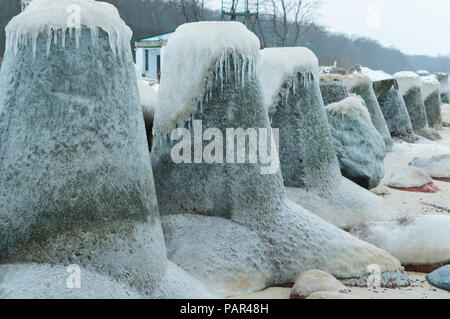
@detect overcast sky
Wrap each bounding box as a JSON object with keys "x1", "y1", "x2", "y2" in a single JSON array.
[{"x1": 316, "y1": 0, "x2": 450, "y2": 57}]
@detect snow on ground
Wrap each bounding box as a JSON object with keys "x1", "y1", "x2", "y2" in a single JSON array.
[
  {"x1": 379, "y1": 106, "x2": 450, "y2": 216},
  {"x1": 231, "y1": 272, "x2": 449, "y2": 299}
]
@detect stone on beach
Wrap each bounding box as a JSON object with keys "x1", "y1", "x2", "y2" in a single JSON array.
[
  {"x1": 409, "y1": 154, "x2": 450, "y2": 181},
  {"x1": 290, "y1": 269, "x2": 347, "y2": 299},
  {"x1": 426, "y1": 265, "x2": 450, "y2": 291},
  {"x1": 326, "y1": 96, "x2": 386, "y2": 189},
  {"x1": 348, "y1": 215, "x2": 450, "y2": 273},
  {"x1": 385, "y1": 167, "x2": 439, "y2": 193}
]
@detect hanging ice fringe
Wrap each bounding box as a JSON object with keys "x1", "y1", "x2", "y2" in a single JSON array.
[
  {"x1": 5, "y1": 0, "x2": 132, "y2": 59},
  {"x1": 153, "y1": 22, "x2": 261, "y2": 134}
]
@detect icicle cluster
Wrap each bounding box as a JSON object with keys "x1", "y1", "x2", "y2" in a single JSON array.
[
  {"x1": 153, "y1": 50, "x2": 258, "y2": 143},
  {"x1": 275, "y1": 71, "x2": 316, "y2": 115},
  {"x1": 154, "y1": 22, "x2": 261, "y2": 134},
  {"x1": 259, "y1": 47, "x2": 320, "y2": 113},
  {"x1": 5, "y1": 0, "x2": 132, "y2": 59}
]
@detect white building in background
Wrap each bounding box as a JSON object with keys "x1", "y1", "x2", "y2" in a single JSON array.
[{"x1": 135, "y1": 31, "x2": 173, "y2": 80}]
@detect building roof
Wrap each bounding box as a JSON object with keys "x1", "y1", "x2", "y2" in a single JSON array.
[
  {"x1": 135, "y1": 31, "x2": 174, "y2": 49},
  {"x1": 135, "y1": 31, "x2": 174, "y2": 43}
]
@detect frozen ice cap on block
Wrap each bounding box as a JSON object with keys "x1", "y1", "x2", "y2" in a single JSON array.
[
  {"x1": 5, "y1": 0, "x2": 132, "y2": 57},
  {"x1": 326, "y1": 96, "x2": 372, "y2": 122},
  {"x1": 420, "y1": 75, "x2": 440, "y2": 101},
  {"x1": 360, "y1": 67, "x2": 393, "y2": 82},
  {"x1": 259, "y1": 47, "x2": 319, "y2": 112},
  {"x1": 393, "y1": 72, "x2": 421, "y2": 96},
  {"x1": 154, "y1": 21, "x2": 260, "y2": 133}
]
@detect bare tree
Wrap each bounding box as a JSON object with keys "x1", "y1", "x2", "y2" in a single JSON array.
[
  {"x1": 178, "y1": 0, "x2": 208, "y2": 22},
  {"x1": 263, "y1": 0, "x2": 321, "y2": 46}
]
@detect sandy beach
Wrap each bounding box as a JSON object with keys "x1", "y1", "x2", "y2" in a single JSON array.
[{"x1": 232, "y1": 104, "x2": 450, "y2": 299}]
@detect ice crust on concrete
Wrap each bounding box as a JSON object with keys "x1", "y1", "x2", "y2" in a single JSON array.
[
  {"x1": 349, "y1": 216, "x2": 450, "y2": 266},
  {"x1": 154, "y1": 21, "x2": 260, "y2": 133},
  {"x1": 5, "y1": 0, "x2": 132, "y2": 58},
  {"x1": 260, "y1": 47, "x2": 318, "y2": 113},
  {"x1": 151, "y1": 28, "x2": 407, "y2": 296}
]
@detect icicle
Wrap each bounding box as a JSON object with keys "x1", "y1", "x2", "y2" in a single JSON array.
[
  {"x1": 75, "y1": 27, "x2": 81, "y2": 50},
  {"x1": 31, "y1": 32, "x2": 37, "y2": 58},
  {"x1": 209, "y1": 83, "x2": 212, "y2": 101},
  {"x1": 234, "y1": 54, "x2": 239, "y2": 88},
  {"x1": 45, "y1": 27, "x2": 52, "y2": 56},
  {"x1": 90, "y1": 26, "x2": 99, "y2": 45},
  {"x1": 13, "y1": 31, "x2": 20, "y2": 56},
  {"x1": 219, "y1": 53, "x2": 224, "y2": 93},
  {"x1": 248, "y1": 57, "x2": 253, "y2": 82},
  {"x1": 241, "y1": 57, "x2": 246, "y2": 87},
  {"x1": 53, "y1": 28, "x2": 58, "y2": 46},
  {"x1": 61, "y1": 28, "x2": 66, "y2": 48}
]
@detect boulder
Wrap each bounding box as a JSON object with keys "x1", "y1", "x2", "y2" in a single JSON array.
[
  {"x1": 409, "y1": 154, "x2": 450, "y2": 182},
  {"x1": 260, "y1": 52, "x2": 400, "y2": 228},
  {"x1": 348, "y1": 215, "x2": 450, "y2": 272},
  {"x1": 385, "y1": 167, "x2": 438, "y2": 193},
  {"x1": 345, "y1": 72, "x2": 393, "y2": 150},
  {"x1": 151, "y1": 25, "x2": 408, "y2": 296},
  {"x1": 290, "y1": 269, "x2": 347, "y2": 299},
  {"x1": 426, "y1": 265, "x2": 450, "y2": 291},
  {"x1": 421, "y1": 75, "x2": 442, "y2": 128},
  {"x1": 326, "y1": 96, "x2": 386, "y2": 189}
]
